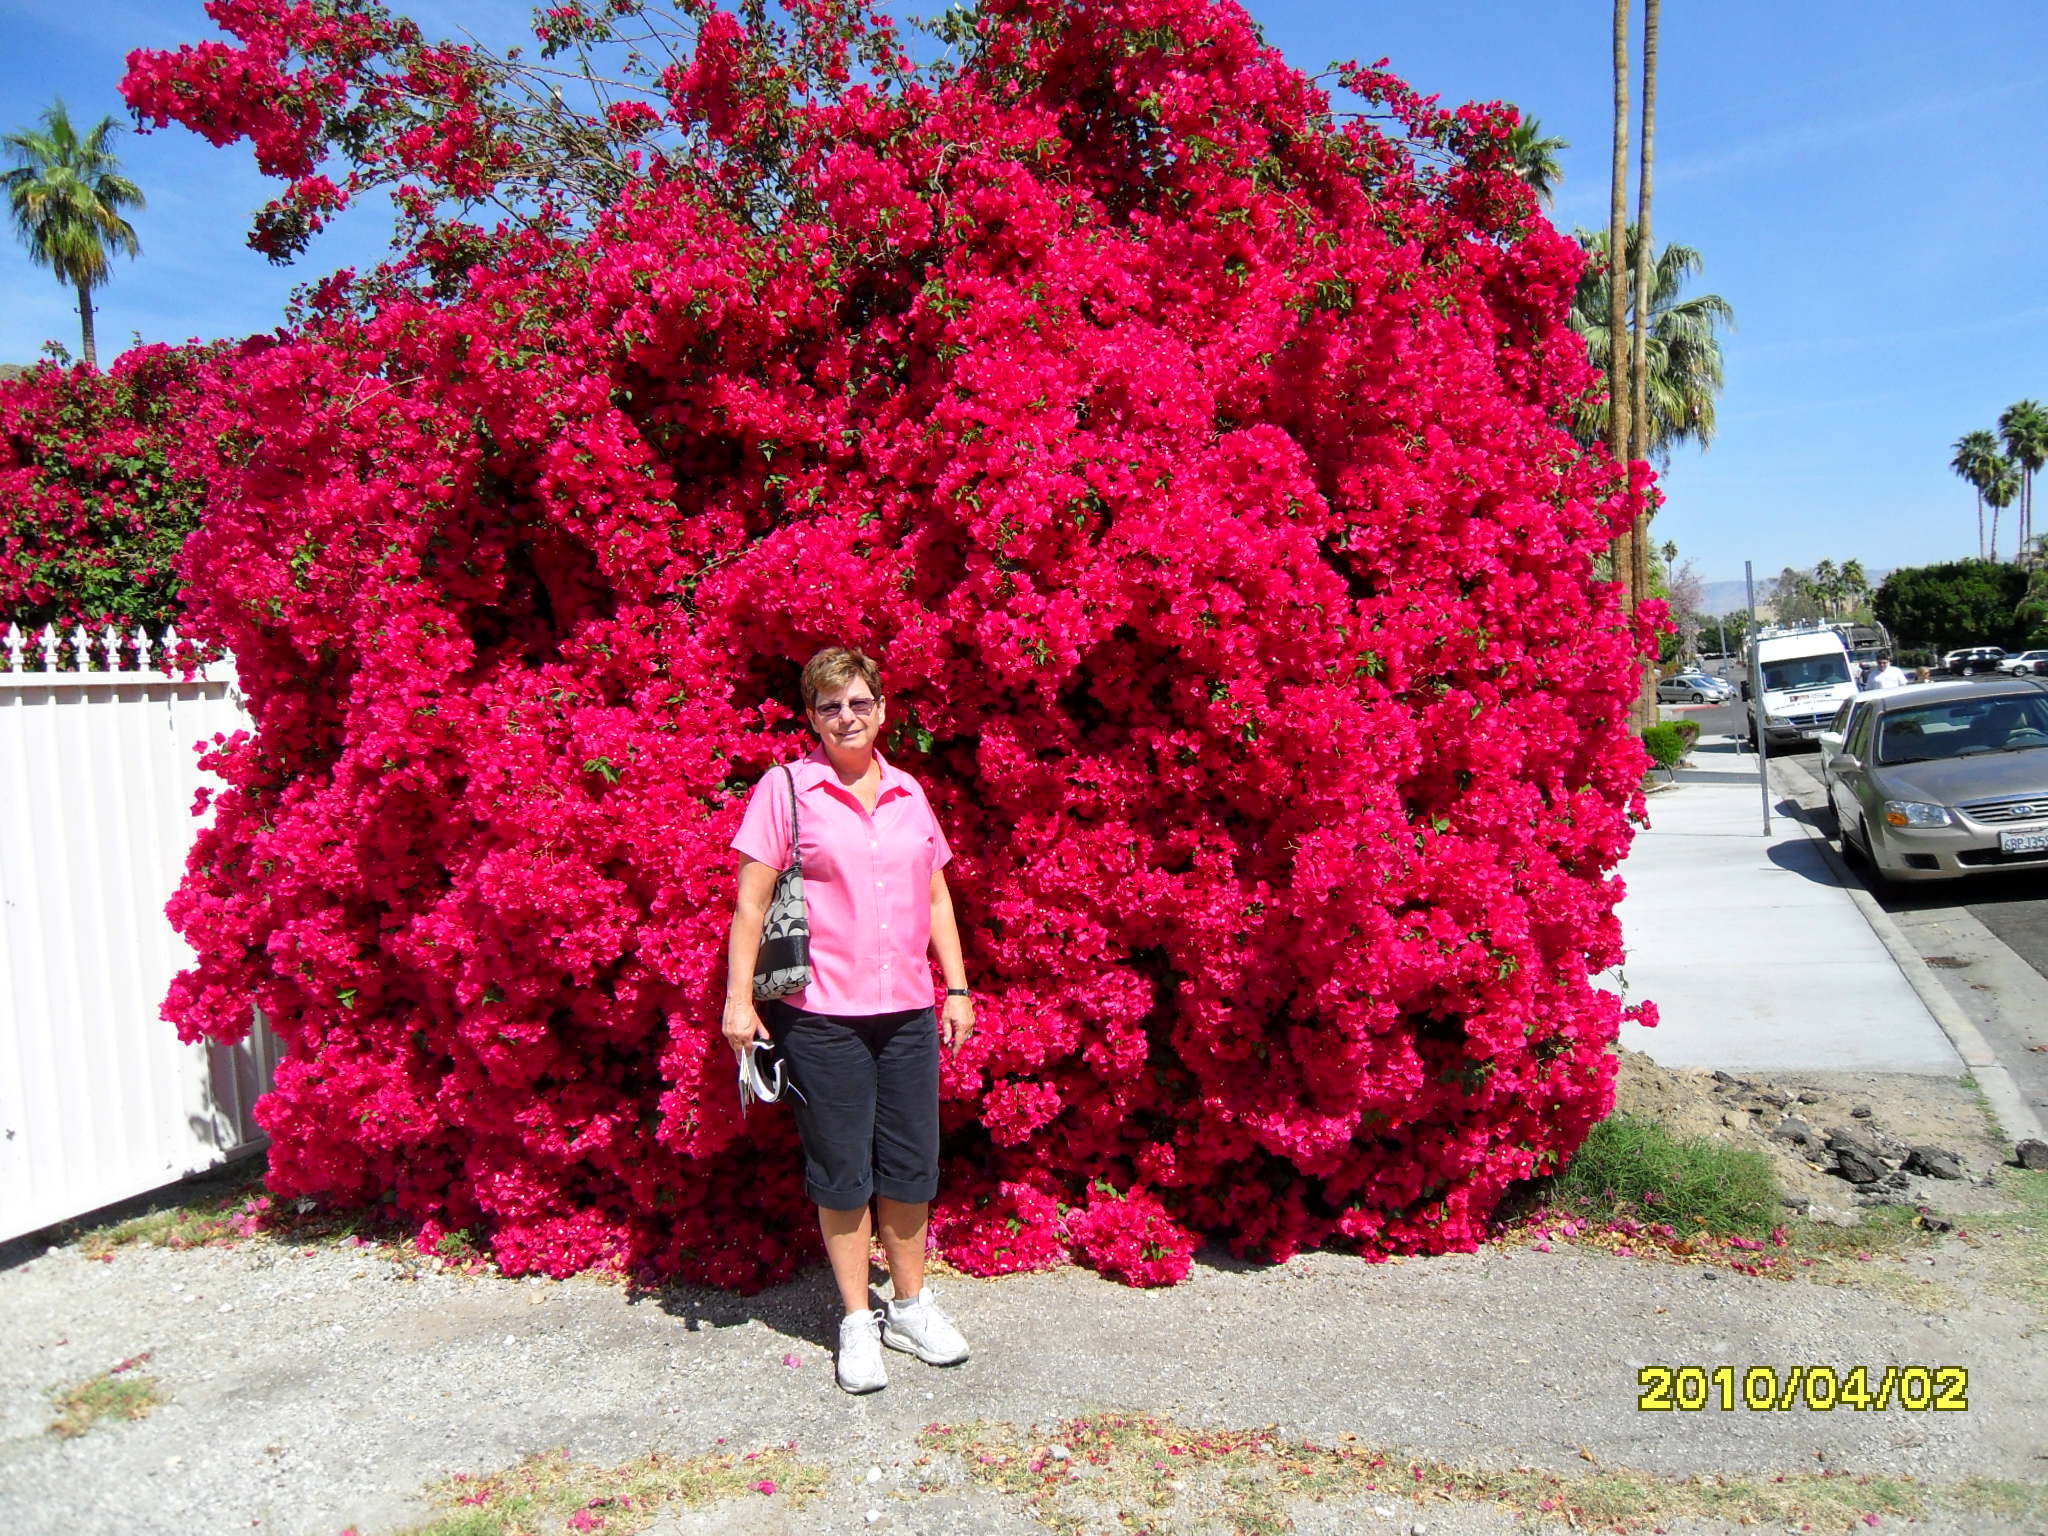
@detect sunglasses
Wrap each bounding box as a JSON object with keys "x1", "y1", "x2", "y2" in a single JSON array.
[{"x1": 812, "y1": 696, "x2": 879, "y2": 721}]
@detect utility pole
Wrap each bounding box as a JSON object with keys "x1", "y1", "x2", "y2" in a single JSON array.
[{"x1": 1746, "y1": 560, "x2": 1770, "y2": 834}]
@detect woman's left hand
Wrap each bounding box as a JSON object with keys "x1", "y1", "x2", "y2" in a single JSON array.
[{"x1": 940, "y1": 993, "x2": 975, "y2": 1053}]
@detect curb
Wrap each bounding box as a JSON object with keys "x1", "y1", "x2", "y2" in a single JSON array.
[{"x1": 1769, "y1": 757, "x2": 2046, "y2": 1148}]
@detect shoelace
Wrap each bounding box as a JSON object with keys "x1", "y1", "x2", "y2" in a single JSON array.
[{"x1": 843, "y1": 1307, "x2": 884, "y2": 1339}]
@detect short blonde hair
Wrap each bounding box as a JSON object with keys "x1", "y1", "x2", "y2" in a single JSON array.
[{"x1": 800, "y1": 646, "x2": 882, "y2": 711}]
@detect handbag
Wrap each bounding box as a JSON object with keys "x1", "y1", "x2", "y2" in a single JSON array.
[{"x1": 751, "y1": 764, "x2": 812, "y2": 1001}]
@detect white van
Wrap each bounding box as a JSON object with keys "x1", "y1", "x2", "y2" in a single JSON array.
[{"x1": 1749, "y1": 627, "x2": 1857, "y2": 749}]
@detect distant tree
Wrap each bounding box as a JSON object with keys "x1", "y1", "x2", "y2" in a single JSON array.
[
  {"x1": 1569, "y1": 227, "x2": 1733, "y2": 462},
  {"x1": 1952, "y1": 429, "x2": 2001, "y2": 559},
  {"x1": 2, "y1": 100, "x2": 145, "y2": 372},
  {"x1": 1838, "y1": 558, "x2": 1870, "y2": 619},
  {"x1": 1770, "y1": 565, "x2": 1824, "y2": 625},
  {"x1": 1984, "y1": 456, "x2": 2021, "y2": 564},
  {"x1": 1504, "y1": 114, "x2": 1567, "y2": 204},
  {"x1": 2017, "y1": 562, "x2": 2048, "y2": 647},
  {"x1": 1663, "y1": 549, "x2": 1705, "y2": 660},
  {"x1": 1811, "y1": 558, "x2": 1841, "y2": 618},
  {"x1": 1998, "y1": 400, "x2": 2047, "y2": 558},
  {"x1": 1701, "y1": 609, "x2": 1749, "y2": 654},
  {"x1": 1873, "y1": 560, "x2": 2030, "y2": 654}
]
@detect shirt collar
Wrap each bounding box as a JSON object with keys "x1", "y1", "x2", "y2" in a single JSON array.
[{"x1": 793, "y1": 743, "x2": 912, "y2": 801}]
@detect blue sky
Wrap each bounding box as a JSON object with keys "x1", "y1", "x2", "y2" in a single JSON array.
[{"x1": 4, "y1": 0, "x2": 2045, "y2": 585}]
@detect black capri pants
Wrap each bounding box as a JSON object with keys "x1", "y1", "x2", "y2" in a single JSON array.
[{"x1": 763, "y1": 1002, "x2": 941, "y2": 1210}]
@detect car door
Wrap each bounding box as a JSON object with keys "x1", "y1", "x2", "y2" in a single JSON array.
[
  {"x1": 1830, "y1": 701, "x2": 1878, "y2": 835},
  {"x1": 1818, "y1": 700, "x2": 1858, "y2": 780}
]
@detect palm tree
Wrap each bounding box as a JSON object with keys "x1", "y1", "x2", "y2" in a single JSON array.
[
  {"x1": 1811, "y1": 559, "x2": 1841, "y2": 620},
  {"x1": 1839, "y1": 558, "x2": 1871, "y2": 620},
  {"x1": 1504, "y1": 115, "x2": 1568, "y2": 204},
  {"x1": 1569, "y1": 227, "x2": 1734, "y2": 461},
  {"x1": 1622, "y1": 0, "x2": 1663, "y2": 643},
  {"x1": 1998, "y1": 400, "x2": 2048, "y2": 559},
  {"x1": 3, "y1": 100, "x2": 145, "y2": 372},
  {"x1": 1606, "y1": 0, "x2": 1634, "y2": 616},
  {"x1": 1984, "y1": 455, "x2": 2020, "y2": 563},
  {"x1": 1952, "y1": 429, "x2": 2001, "y2": 559}
]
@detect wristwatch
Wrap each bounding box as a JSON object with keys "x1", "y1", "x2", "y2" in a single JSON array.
[{"x1": 945, "y1": 988, "x2": 972, "y2": 997}]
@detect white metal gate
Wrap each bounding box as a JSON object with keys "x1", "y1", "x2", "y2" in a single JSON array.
[{"x1": 1, "y1": 624, "x2": 279, "y2": 1241}]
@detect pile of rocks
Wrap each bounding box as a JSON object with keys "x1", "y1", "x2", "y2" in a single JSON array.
[
  {"x1": 1610, "y1": 1048, "x2": 2030, "y2": 1225},
  {"x1": 1705, "y1": 1072, "x2": 1982, "y2": 1218}
]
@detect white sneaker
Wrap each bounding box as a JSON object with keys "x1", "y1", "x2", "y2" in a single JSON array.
[
  {"x1": 836, "y1": 1309, "x2": 888, "y2": 1394},
  {"x1": 882, "y1": 1287, "x2": 970, "y2": 1365}
]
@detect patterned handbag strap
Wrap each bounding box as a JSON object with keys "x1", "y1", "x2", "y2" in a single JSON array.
[{"x1": 782, "y1": 763, "x2": 802, "y2": 874}]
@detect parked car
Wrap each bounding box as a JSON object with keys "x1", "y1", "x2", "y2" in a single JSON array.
[
  {"x1": 1940, "y1": 646, "x2": 2008, "y2": 675},
  {"x1": 1825, "y1": 678, "x2": 2048, "y2": 883},
  {"x1": 2002, "y1": 649, "x2": 2048, "y2": 676},
  {"x1": 1656, "y1": 672, "x2": 1734, "y2": 703}
]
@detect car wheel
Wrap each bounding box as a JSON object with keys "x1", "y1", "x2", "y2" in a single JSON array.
[
  {"x1": 1841, "y1": 817, "x2": 1895, "y2": 892},
  {"x1": 1692, "y1": 691, "x2": 1707, "y2": 702}
]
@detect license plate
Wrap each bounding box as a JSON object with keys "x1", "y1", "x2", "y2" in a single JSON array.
[{"x1": 1999, "y1": 829, "x2": 2048, "y2": 855}]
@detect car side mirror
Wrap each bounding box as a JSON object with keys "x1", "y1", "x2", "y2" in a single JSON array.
[{"x1": 1832, "y1": 753, "x2": 1861, "y2": 774}]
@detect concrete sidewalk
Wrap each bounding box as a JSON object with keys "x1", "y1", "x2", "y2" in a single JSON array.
[{"x1": 1612, "y1": 741, "x2": 1966, "y2": 1075}]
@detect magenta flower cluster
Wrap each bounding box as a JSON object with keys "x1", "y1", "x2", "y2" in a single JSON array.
[{"x1": 112, "y1": 0, "x2": 1656, "y2": 1290}]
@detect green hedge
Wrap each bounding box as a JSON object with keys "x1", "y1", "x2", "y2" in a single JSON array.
[{"x1": 1642, "y1": 721, "x2": 1696, "y2": 770}]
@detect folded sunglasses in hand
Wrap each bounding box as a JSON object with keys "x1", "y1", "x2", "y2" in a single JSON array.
[{"x1": 737, "y1": 1038, "x2": 801, "y2": 1114}]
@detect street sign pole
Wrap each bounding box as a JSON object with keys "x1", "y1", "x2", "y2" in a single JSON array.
[{"x1": 1746, "y1": 560, "x2": 1771, "y2": 834}]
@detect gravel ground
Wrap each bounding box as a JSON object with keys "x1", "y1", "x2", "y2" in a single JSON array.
[{"x1": 3, "y1": 1184, "x2": 2045, "y2": 1536}]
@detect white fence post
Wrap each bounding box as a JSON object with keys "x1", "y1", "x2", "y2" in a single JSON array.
[{"x1": 0, "y1": 622, "x2": 279, "y2": 1241}]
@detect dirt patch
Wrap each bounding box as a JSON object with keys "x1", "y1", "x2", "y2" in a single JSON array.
[{"x1": 1610, "y1": 1047, "x2": 2013, "y2": 1224}]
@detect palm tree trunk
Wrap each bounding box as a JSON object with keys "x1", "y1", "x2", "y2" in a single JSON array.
[
  {"x1": 75, "y1": 278, "x2": 98, "y2": 372},
  {"x1": 1977, "y1": 492, "x2": 1985, "y2": 561},
  {"x1": 1992, "y1": 504, "x2": 2002, "y2": 563},
  {"x1": 1607, "y1": 0, "x2": 1634, "y2": 615},
  {"x1": 1628, "y1": 0, "x2": 1660, "y2": 728}
]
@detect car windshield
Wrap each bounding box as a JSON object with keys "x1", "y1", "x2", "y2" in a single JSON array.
[
  {"x1": 1876, "y1": 693, "x2": 2048, "y2": 765},
  {"x1": 1761, "y1": 653, "x2": 1850, "y2": 692}
]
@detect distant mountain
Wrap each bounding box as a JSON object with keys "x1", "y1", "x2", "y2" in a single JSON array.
[
  {"x1": 1697, "y1": 573, "x2": 1892, "y2": 616},
  {"x1": 1699, "y1": 579, "x2": 1759, "y2": 614}
]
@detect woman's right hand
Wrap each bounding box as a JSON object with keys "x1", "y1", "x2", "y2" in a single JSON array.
[{"x1": 722, "y1": 996, "x2": 767, "y2": 1060}]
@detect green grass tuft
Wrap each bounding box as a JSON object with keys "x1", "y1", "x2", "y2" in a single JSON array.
[
  {"x1": 47, "y1": 1367, "x2": 165, "y2": 1438},
  {"x1": 1549, "y1": 1113, "x2": 1780, "y2": 1236},
  {"x1": 394, "y1": 1445, "x2": 827, "y2": 1535}
]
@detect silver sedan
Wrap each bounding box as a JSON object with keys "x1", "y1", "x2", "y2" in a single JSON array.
[
  {"x1": 1826, "y1": 679, "x2": 2048, "y2": 882},
  {"x1": 1656, "y1": 673, "x2": 1733, "y2": 703}
]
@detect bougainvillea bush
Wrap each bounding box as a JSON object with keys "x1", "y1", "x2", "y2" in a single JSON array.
[
  {"x1": 126, "y1": 0, "x2": 1656, "y2": 1289},
  {"x1": 0, "y1": 345, "x2": 228, "y2": 650}
]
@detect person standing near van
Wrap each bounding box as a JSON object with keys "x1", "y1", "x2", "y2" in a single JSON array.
[
  {"x1": 722, "y1": 646, "x2": 975, "y2": 1394},
  {"x1": 1867, "y1": 654, "x2": 1907, "y2": 690}
]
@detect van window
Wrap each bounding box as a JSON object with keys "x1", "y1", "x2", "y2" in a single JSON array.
[{"x1": 1761, "y1": 653, "x2": 1850, "y2": 692}]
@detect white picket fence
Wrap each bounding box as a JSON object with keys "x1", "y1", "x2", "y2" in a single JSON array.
[{"x1": 1, "y1": 622, "x2": 280, "y2": 1242}]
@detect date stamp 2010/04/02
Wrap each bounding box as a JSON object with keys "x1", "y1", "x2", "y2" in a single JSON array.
[{"x1": 1637, "y1": 1365, "x2": 1968, "y2": 1412}]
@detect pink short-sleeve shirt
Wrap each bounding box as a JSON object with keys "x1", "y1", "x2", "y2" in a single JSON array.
[{"x1": 732, "y1": 745, "x2": 954, "y2": 1015}]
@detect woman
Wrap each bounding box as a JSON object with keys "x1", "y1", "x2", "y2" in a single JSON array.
[{"x1": 723, "y1": 646, "x2": 975, "y2": 1393}]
